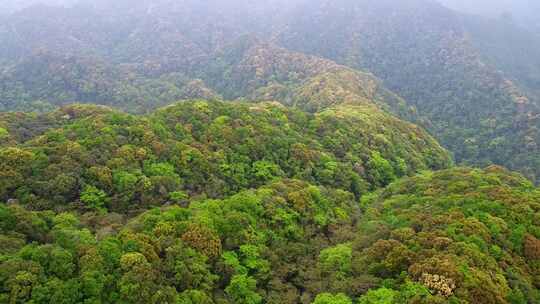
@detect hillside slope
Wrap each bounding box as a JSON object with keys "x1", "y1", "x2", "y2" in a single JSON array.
[
  {"x1": 354, "y1": 166, "x2": 540, "y2": 303},
  {"x1": 1, "y1": 2, "x2": 540, "y2": 303},
  {"x1": 0, "y1": 51, "x2": 220, "y2": 113},
  {"x1": 0, "y1": 0, "x2": 538, "y2": 182},
  {"x1": 277, "y1": 0, "x2": 540, "y2": 182},
  {"x1": 0, "y1": 101, "x2": 451, "y2": 213},
  {"x1": 0, "y1": 39, "x2": 413, "y2": 119},
  {"x1": 1, "y1": 166, "x2": 537, "y2": 303}
]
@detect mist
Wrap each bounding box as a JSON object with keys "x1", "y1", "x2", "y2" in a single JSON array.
[
  {"x1": 1, "y1": 0, "x2": 76, "y2": 14},
  {"x1": 0, "y1": 0, "x2": 539, "y2": 302},
  {"x1": 437, "y1": 0, "x2": 540, "y2": 29},
  {"x1": 4, "y1": 0, "x2": 539, "y2": 26}
]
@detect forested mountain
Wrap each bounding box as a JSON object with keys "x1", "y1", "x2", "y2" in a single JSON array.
[
  {"x1": 0, "y1": 41, "x2": 411, "y2": 118},
  {"x1": 0, "y1": 51, "x2": 220, "y2": 113},
  {"x1": 0, "y1": 0, "x2": 76, "y2": 15},
  {"x1": 354, "y1": 166, "x2": 540, "y2": 303},
  {"x1": 437, "y1": 0, "x2": 540, "y2": 32},
  {"x1": 0, "y1": 101, "x2": 451, "y2": 212},
  {"x1": 0, "y1": 0, "x2": 538, "y2": 182},
  {"x1": 1, "y1": 164, "x2": 538, "y2": 303},
  {"x1": 461, "y1": 16, "x2": 540, "y2": 101},
  {"x1": 277, "y1": 0, "x2": 540, "y2": 182},
  {"x1": 1, "y1": 1, "x2": 539, "y2": 303}
]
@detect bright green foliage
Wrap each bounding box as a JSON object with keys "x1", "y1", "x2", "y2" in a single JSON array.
[
  {"x1": 354, "y1": 167, "x2": 540, "y2": 304},
  {"x1": 238, "y1": 244, "x2": 270, "y2": 278},
  {"x1": 251, "y1": 160, "x2": 284, "y2": 185},
  {"x1": 0, "y1": 1, "x2": 539, "y2": 303},
  {"x1": 80, "y1": 185, "x2": 108, "y2": 211},
  {"x1": 312, "y1": 293, "x2": 352, "y2": 304},
  {"x1": 0, "y1": 180, "x2": 361, "y2": 303},
  {"x1": 0, "y1": 165, "x2": 539, "y2": 303},
  {"x1": 169, "y1": 191, "x2": 188, "y2": 203},
  {"x1": 225, "y1": 275, "x2": 262, "y2": 304},
  {"x1": 0, "y1": 127, "x2": 7, "y2": 139},
  {"x1": 0, "y1": 101, "x2": 450, "y2": 212},
  {"x1": 318, "y1": 244, "x2": 352, "y2": 277},
  {"x1": 144, "y1": 162, "x2": 177, "y2": 178},
  {"x1": 357, "y1": 288, "x2": 396, "y2": 304},
  {"x1": 113, "y1": 171, "x2": 139, "y2": 193},
  {"x1": 177, "y1": 290, "x2": 214, "y2": 304},
  {"x1": 367, "y1": 152, "x2": 396, "y2": 187},
  {"x1": 4, "y1": 168, "x2": 535, "y2": 303}
]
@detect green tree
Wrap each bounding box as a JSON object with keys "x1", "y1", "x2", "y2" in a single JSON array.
[
  {"x1": 318, "y1": 244, "x2": 352, "y2": 277},
  {"x1": 165, "y1": 243, "x2": 217, "y2": 291},
  {"x1": 225, "y1": 274, "x2": 262, "y2": 304},
  {"x1": 50, "y1": 247, "x2": 76, "y2": 279},
  {"x1": 80, "y1": 185, "x2": 108, "y2": 211},
  {"x1": 357, "y1": 288, "x2": 397, "y2": 304},
  {"x1": 367, "y1": 152, "x2": 396, "y2": 187},
  {"x1": 0, "y1": 127, "x2": 8, "y2": 139},
  {"x1": 177, "y1": 290, "x2": 214, "y2": 304},
  {"x1": 312, "y1": 293, "x2": 352, "y2": 304},
  {"x1": 251, "y1": 161, "x2": 283, "y2": 185},
  {"x1": 118, "y1": 253, "x2": 158, "y2": 304},
  {"x1": 169, "y1": 191, "x2": 188, "y2": 204}
]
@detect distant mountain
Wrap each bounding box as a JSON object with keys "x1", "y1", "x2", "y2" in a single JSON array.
[
  {"x1": 1, "y1": 2, "x2": 540, "y2": 303},
  {"x1": 0, "y1": 0, "x2": 76, "y2": 14},
  {"x1": 0, "y1": 40, "x2": 412, "y2": 120},
  {"x1": 460, "y1": 15, "x2": 540, "y2": 102},
  {"x1": 437, "y1": 0, "x2": 540, "y2": 32},
  {"x1": 277, "y1": 0, "x2": 540, "y2": 182},
  {"x1": 0, "y1": 51, "x2": 220, "y2": 113},
  {"x1": 0, "y1": 101, "x2": 451, "y2": 210},
  {"x1": 0, "y1": 0, "x2": 539, "y2": 182}
]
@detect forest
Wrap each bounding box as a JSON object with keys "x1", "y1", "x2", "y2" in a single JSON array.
[{"x1": 0, "y1": 0, "x2": 539, "y2": 303}]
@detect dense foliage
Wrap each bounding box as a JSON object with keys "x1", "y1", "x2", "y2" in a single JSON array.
[
  {"x1": 0, "y1": 180, "x2": 361, "y2": 303},
  {"x1": 1, "y1": 1, "x2": 539, "y2": 303},
  {"x1": 0, "y1": 41, "x2": 412, "y2": 121},
  {"x1": 0, "y1": 101, "x2": 450, "y2": 213},
  {"x1": 351, "y1": 166, "x2": 540, "y2": 303},
  {"x1": 278, "y1": 0, "x2": 540, "y2": 183},
  {"x1": 0, "y1": 0, "x2": 538, "y2": 182},
  {"x1": 0, "y1": 51, "x2": 220, "y2": 113},
  {"x1": 1, "y1": 164, "x2": 538, "y2": 303}
]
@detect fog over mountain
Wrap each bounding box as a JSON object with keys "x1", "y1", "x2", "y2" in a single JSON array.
[
  {"x1": 0, "y1": 0, "x2": 76, "y2": 13},
  {"x1": 438, "y1": 0, "x2": 540, "y2": 31},
  {"x1": 0, "y1": 1, "x2": 539, "y2": 304},
  {"x1": 4, "y1": 0, "x2": 539, "y2": 31}
]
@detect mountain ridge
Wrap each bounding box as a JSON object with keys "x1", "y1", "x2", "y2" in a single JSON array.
[
  {"x1": 1, "y1": 3, "x2": 540, "y2": 302},
  {"x1": 1, "y1": 0, "x2": 538, "y2": 183}
]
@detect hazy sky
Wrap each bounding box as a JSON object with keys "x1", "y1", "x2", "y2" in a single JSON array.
[
  {"x1": 438, "y1": 0, "x2": 539, "y2": 22},
  {"x1": 2, "y1": 0, "x2": 539, "y2": 28},
  {"x1": 1, "y1": 0, "x2": 537, "y2": 13},
  {"x1": 1, "y1": 0, "x2": 75, "y2": 13},
  {"x1": 439, "y1": 0, "x2": 524, "y2": 15}
]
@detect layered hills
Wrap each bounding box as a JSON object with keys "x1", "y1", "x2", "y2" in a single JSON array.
[
  {"x1": 0, "y1": 101, "x2": 451, "y2": 213},
  {"x1": 1, "y1": 1, "x2": 540, "y2": 303},
  {"x1": 0, "y1": 0, "x2": 538, "y2": 181},
  {"x1": 1, "y1": 163, "x2": 538, "y2": 303}
]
